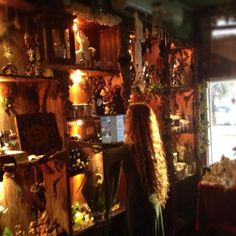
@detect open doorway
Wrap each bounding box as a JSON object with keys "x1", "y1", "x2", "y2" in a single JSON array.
[{"x1": 207, "y1": 80, "x2": 236, "y2": 164}]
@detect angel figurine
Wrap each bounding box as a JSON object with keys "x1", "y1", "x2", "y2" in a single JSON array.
[
  {"x1": 1, "y1": 45, "x2": 18, "y2": 75},
  {"x1": 75, "y1": 30, "x2": 96, "y2": 68},
  {"x1": 24, "y1": 32, "x2": 43, "y2": 76}
]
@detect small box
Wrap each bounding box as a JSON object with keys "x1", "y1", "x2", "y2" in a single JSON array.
[{"x1": 100, "y1": 115, "x2": 125, "y2": 144}]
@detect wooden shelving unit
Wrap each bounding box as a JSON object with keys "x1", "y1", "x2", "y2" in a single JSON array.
[
  {"x1": 0, "y1": 74, "x2": 56, "y2": 83},
  {"x1": 43, "y1": 64, "x2": 119, "y2": 77}
]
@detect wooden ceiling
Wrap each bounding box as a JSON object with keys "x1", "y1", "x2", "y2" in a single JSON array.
[
  {"x1": 177, "y1": 0, "x2": 230, "y2": 8},
  {"x1": 0, "y1": 0, "x2": 231, "y2": 12},
  {"x1": 0, "y1": 0, "x2": 32, "y2": 10}
]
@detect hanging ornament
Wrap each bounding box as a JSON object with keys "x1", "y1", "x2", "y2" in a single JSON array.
[
  {"x1": 1, "y1": 45, "x2": 18, "y2": 75},
  {"x1": 24, "y1": 32, "x2": 43, "y2": 76}
]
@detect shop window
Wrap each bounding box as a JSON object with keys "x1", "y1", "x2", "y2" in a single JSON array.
[{"x1": 207, "y1": 80, "x2": 236, "y2": 164}]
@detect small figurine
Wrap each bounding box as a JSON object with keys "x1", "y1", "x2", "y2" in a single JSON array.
[
  {"x1": 24, "y1": 32, "x2": 43, "y2": 76},
  {"x1": 75, "y1": 31, "x2": 96, "y2": 68},
  {"x1": 15, "y1": 224, "x2": 26, "y2": 236},
  {"x1": 93, "y1": 88, "x2": 105, "y2": 115},
  {"x1": 1, "y1": 45, "x2": 18, "y2": 75},
  {"x1": 176, "y1": 142, "x2": 186, "y2": 162},
  {"x1": 112, "y1": 86, "x2": 125, "y2": 114}
]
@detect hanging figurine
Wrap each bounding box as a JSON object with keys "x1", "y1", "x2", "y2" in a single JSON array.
[{"x1": 24, "y1": 32, "x2": 43, "y2": 76}]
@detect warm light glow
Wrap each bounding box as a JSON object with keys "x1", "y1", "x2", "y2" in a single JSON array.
[
  {"x1": 0, "y1": 182, "x2": 4, "y2": 202},
  {"x1": 70, "y1": 173, "x2": 87, "y2": 203},
  {"x1": 68, "y1": 121, "x2": 82, "y2": 138},
  {"x1": 72, "y1": 173, "x2": 84, "y2": 186},
  {"x1": 69, "y1": 70, "x2": 87, "y2": 104},
  {"x1": 170, "y1": 42, "x2": 176, "y2": 49},
  {"x1": 0, "y1": 85, "x2": 3, "y2": 104},
  {"x1": 129, "y1": 34, "x2": 135, "y2": 39},
  {"x1": 70, "y1": 70, "x2": 85, "y2": 85},
  {"x1": 73, "y1": 23, "x2": 78, "y2": 32},
  {"x1": 75, "y1": 120, "x2": 84, "y2": 126},
  {"x1": 73, "y1": 18, "x2": 79, "y2": 32}
]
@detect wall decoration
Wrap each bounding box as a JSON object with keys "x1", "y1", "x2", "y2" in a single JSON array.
[
  {"x1": 24, "y1": 32, "x2": 43, "y2": 76},
  {"x1": 0, "y1": 83, "x2": 17, "y2": 116},
  {"x1": 196, "y1": 82, "x2": 209, "y2": 156},
  {"x1": 14, "y1": 113, "x2": 62, "y2": 155}
]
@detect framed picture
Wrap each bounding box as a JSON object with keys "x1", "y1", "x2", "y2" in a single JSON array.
[{"x1": 14, "y1": 113, "x2": 62, "y2": 155}]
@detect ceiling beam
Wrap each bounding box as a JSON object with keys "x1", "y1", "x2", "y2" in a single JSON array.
[{"x1": 0, "y1": 0, "x2": 32, "y2": 10}]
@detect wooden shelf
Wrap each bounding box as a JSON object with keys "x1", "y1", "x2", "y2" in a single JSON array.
[
  {"x1": 171, "y1": 129, "x2": 194, "y2": 135},
  {"x1": 0, "y1": 0, "x2": 33, "y2": 10},
  {"x1": 67, "y1": 116, "x2": 96, "y2": 122},
  {"x1": 69, "y1": 168, "x2": 87, "y2": 177},
  {"x1": 44, "y1": 64, "x2": 119, "y2": 77},
  {"x1": 170, "y1": 87, "x2": 194, "y2": 92},
  {"x1": 110, "y1": 206, "x2": 126, "y2": 217},
  {"x1": 0, "y1": 74, "x2": 56, "y2": 83},
  {"x1": 151, "y1": 86, "x2": 194, "y2": 95},
  {"x1": 72, "y1": 222, "x2": 95, "y2": 235}
]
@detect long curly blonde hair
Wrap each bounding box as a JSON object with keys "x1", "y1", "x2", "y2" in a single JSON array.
[{"x1": 125, "y1": 103, "x2": 169, "y2": 206}]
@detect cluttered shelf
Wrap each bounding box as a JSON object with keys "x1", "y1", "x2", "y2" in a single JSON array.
[
  {"x1": 196, "y1": 157, "x2": 236, "y2": 235},
  {"x1": 171, "y1": 128, "x2": 194, "y2": 135},
  {"x1": 109, "y1": 205, "x2": 126, "y2": 218},
  {"x1": 92, "y1": 204, "x2": 126, "y2": 227},
  {"x1": 44, "y1": 64, "x2": 120, "y2": 77},
  {"x1": 66, "y1": 116, "x2": 100, "y2": 123},
  {"x1": 72, "y1": 222, "x2": 95, "y2": 236},
  {"x1": 71, "y1": 205, "x2": 125, "y2": 236},
  {"x1": 150, "y1": 86, "x2": 194, "y2": 93},
  {"x1": 0, "y1": 74, "x2": 56, "y2": 83}
]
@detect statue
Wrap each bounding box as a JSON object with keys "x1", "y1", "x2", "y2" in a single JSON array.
[
  {"x1": 75, "y1": 30, "x2": 96, "y2": 68},
  {"x1": 112, "y1": 86, "x2": 125, "y2": 114},
  {"x1": 1, "y1": 45, "x2": 18, "y2": 75}
]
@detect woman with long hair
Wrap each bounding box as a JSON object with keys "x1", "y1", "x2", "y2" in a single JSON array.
[{"x1": 104, "y1": 102, "x2": 169, "y2": 236}]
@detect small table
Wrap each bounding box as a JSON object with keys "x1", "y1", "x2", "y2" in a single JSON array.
[{"x1": 196, "y1": 182, "x2": 236, "y2": 235}]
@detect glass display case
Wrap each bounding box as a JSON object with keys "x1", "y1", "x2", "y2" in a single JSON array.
[
  {"x1": 68, "y1": 141, "x2": 103, "y2": 233},
  {"x1": 0, "y1": 111, "x2": 126, "y2": 235}
]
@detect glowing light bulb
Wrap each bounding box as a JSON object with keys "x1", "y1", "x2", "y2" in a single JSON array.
[
  {"x1": 73, "y1": 18, "x2": 79, "y2": 32},
  {"x1": 75, "y1": 120, "x2": 83, "y2": 126},
  {"x1": 70, "y1": 70, "x2": 85, "y2": 85}
]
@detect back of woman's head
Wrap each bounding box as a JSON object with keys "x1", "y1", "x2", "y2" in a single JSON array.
[
  {"x1": 125, "y1": 103, "x2": 152, "y2": 144},
  {"x1": 125, "y1": 102, "x2": 169, "y2": 206}
]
